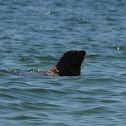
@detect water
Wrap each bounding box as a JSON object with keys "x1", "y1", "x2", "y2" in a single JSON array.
[{"x1": 0, "y1": 0, "x2": 126, "y2": 125}]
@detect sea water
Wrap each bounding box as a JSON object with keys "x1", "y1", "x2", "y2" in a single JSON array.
[{"x1": 0, "y1": 0, "x2": 126, "y2": 125}]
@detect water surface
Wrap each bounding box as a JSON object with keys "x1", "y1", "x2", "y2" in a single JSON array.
[{"x1": 0, "y1": 0, "x2": 126, "y2": 125}]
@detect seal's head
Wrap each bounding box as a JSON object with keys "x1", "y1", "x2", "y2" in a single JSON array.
[{"x1": 49, "y1": 50, "x2": 86, "y2": 76}]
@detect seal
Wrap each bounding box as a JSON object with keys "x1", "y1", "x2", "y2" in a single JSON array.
[
  {"x1": 1, "y1": 50, "x2": 86, "y2": 76},
  {"x1": 49, "y1": 50, "x2": 86, "y2": 76}
]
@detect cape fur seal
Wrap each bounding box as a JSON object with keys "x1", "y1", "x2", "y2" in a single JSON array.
[
  {"x1": 2, "y1": 50, "x2": 86, "y2": 76},
  {"x1": 49, "y1": 50, "x2": 86, "y2": 76}
]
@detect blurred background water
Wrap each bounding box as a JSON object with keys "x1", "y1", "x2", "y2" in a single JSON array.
[{"x1": 0, "y1": 0, "x2": 126, "y2": 125}]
